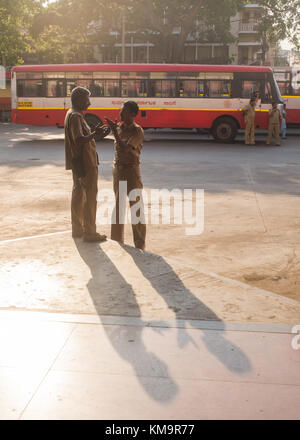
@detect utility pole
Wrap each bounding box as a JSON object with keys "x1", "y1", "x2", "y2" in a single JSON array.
[
  {"x1": 122, "y1": 10, "x2": 126, "y2": 63},
  {"x1": 131, "y1": 36, "x2": 134, "y2": 63}
]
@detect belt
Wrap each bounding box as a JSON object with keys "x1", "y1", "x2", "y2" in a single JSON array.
[{"x1": 114, "y1": 163, "x2": 139, "y2": 170}]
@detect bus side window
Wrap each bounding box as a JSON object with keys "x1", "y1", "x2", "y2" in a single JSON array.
[
  {"x1": 17, "y1": 79, "x2": 44, "y2": 97},
  {"x1": 90, "y1": 81, "x2": 104, "y2": 97},
  {"x1": 121, "y1": 80, "x2": 136, "y2": 97},
  {"x1": 198, "y1": 80, "x2": 205, "y2": 97},
  {"x1": 17, "y1": 80, "x2": 25, "y2": 97},
  {"x1": 291, "y1": 70, "x2": 300, "y2": 95},
  {"x1": 121, "y1": 79, "x2": 147, "y2": 97},
  {"x1": 150, "y1": 80, "x2": 176, "y2": 98},
  {"x1": 104, "y1": 80, "x2": 120, "y2": 97},
  {"x1": 46, "y1": 80, "x2": 64, "y2": 97},
  {"x1": 264, "y1": 81, "x2": 273, "y2": 101},
  {"x1": 241, "y1": 80, "x2": 261, "y2": 99},
  {"x1": 292, "y1": 82, "x2": 300, "y2": 96},
  {"x1": 66, "y1": 79, "x2": 94, "y2": 97},
  {"x1": 176, "y1": 80, "x2": 198, "y2": 98},
  {"x1": 137, "y1": 79, "x2": 148, "y2": 97},
  {"x1": 277, "y1": 81, "x2": 286, "y2": 95},
  {"x1": 206, "y1": 80, "x2": 231, "y2": 98},
  {"x1": 66, "y1": 81, "x2": 76, "y2": 97},
  {"x1": 162, "y1": 80, "x2": 176, "y2": 98}
]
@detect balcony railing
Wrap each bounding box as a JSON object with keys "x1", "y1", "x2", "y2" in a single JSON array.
[{"x1": 239, "y1": 23, "x2": 258, "y2": 32}]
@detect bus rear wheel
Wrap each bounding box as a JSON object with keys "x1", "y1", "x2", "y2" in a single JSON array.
[
  {"x1": 84, "y1": 114, "x2": 110, "y2": 141},
  {"x1": 211, "y1": 117, "x2": 238, "y2": 142}
]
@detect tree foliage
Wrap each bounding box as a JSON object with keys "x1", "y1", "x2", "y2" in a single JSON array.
[
  {"x1": 257, "y1": 0, "x2": 300, "y2": 60},
  {"x1": 0, "y1": 0, "x2": 299, "y2": 65},
  {"x1": 125, "y1": 0, "x2": 245, "y2": 63},
  {"x1": 0, "y1": 0, "x2": 41, "y2": 66}
]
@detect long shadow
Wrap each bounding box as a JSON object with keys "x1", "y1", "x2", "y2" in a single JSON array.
[
  {"x1": 74, "y1": 239, "x2": 178, "y2": 403},
  {"x1": 121, "y1": 243, "x2": 252, "y2": 375},
  {"x1": 75, "y1": 238, "x2": 252, "y2": 397}
]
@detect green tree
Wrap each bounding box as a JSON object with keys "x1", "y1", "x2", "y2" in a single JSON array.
[
  {"x1": 256, "y1": 0, "x2": 300, "y2": 62},
  {"x1": 28, "y1": 0, "x2": 118, "y2": 63},
  {"x1": 125, "y1": 0, "x2": 246, "y2": 63},
  {"x1": 0, "y1": 0, "x2": 42, "y2": 66},
  {"x1": 25, "y1": 0, "x2": 246, "y2": 64}
]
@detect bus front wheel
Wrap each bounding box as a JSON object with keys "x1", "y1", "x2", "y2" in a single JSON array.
[
  {"x1": 211, "y1": 117, "x2": 238, "y2": 142},
  {"x1": 84, "y1": 114, "x2": 110, "y2": 141}
]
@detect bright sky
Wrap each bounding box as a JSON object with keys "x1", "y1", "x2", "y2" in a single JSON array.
[
  {"x1": 281, "y1": 39, "x2": 295, "y2": 51},
  {"x1": 43, "y1": 0, "x2": 57, "y2": 5}
]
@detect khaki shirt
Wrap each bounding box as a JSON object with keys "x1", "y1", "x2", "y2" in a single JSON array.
[
  {"x1": 114, "y1": 122, "x2": 144, "y2": 167},
  {"x1": 242, "y1": 104, "x2": 255, "y2": 123},
  {"x1": 269, "y1": 108, "x2": 281, "y2": 125},
  {"x1": 64, "y1": 109, "x2": 98, "y2": 170}
]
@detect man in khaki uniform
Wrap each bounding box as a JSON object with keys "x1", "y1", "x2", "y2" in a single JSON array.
[
  {"x1": 267, "y1": 102, "x2": 282, "y2": 146},
  {"x1": 242, "y1": 98, "x2": 256, "y2": 145},
  {"x1": 64, "y1": 86, "x2": 108, "y2": 242},
  {"x1": 105, "y1": 101, "x2": 146, "y2": 250}
]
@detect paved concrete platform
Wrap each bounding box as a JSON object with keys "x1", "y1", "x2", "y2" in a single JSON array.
[
  {"x1": 0, "y1": 310, "x2": 299, "y2": 420},
  {"x1": 0, "y1": 233, "x2": 300, "y2": 323},
  {"x1": 0, "y1": 234, "x2": 299, "y2": 419}
]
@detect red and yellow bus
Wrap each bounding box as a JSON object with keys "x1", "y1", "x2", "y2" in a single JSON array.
[
  {"x1": 273, "y1": 67, "x2": 300, "y2": 125},
  {"x1": 11, "y1": 63, "x2": 282, "y2": 141}
]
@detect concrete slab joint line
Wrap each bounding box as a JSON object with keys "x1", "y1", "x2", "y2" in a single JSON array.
[
  {"x1": 243, "y1": 163, "x2": 268, "y2": 234},
  {"x1": 0, "y1": 230, "x2": 71, "y2": 245},
  {"x1": 12, "y1": 321, "x2": 76, "y2": 420},
  {"x1": 0, "y1": 309, "x2": 294, "y2": 334}
]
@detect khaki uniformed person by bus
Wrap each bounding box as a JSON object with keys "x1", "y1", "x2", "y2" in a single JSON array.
[
  {"x1": 267, "y1": 102, "x2": 282, "y2": 146},
  {"x1": 242, "y1": 98, "x2": 256, "y2": 145},
  {"x1": 105, "y1": 101, "x2": 146, "y2": 250},
  {"x1": 64, "y1": 86, "x2": 108, "y2": 242}
]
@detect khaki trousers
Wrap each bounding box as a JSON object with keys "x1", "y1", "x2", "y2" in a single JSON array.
[
  {"x1": 245, "y1": 121, "x2": 255, "y2": 144},
  {"x1": 267, "y1": 124, "x2": 280, "y2": 145},
  {"x1": 111, "y1": 165, "x2": 146, "y2": 250},
  {"x1": 71, "y1": 167, "x2": 98, "y2": 235}
]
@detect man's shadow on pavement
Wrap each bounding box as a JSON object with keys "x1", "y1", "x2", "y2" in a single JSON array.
[
  {"x1": 74, "y1": 240, "x2": 178, "y2": 403},
  {"x1": 74, "y1": 240, "x2": 252, "y2": 403},
  {"x1": 121, "y1": 244, "x2": 252, "y2": 375}
]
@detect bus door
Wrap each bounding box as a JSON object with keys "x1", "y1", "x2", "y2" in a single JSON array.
[{"x1": 235, "y1": 72, "x2": 264, "y2": 128}]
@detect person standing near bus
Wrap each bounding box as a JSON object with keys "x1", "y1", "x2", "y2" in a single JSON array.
[
  {"x1": 105, "y1": 101, "x2": 146, "y2": 250},
  {"x1": 242, "y1": 98, "x2": 256, "y2": 145},
  {"x1": 64, "y1": 86, "x2": 108, "y2": 242},
  {"x1": 266, "y1": 102, "x2": 282, "y2": 146},
  {"x1": 281, "y1": 103, "x2": 287, "y2": 139}
]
